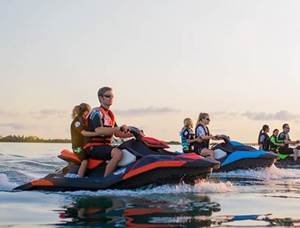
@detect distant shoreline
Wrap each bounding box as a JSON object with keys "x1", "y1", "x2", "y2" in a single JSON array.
[
  {"x1": 0, "y1": 135, "x2": 181, "y2": 145},
  {"x1": 0, "y1": 135, "x2": 257, "y2": 146},
  {"x1": 0, "y1": 135, "x2": 71, "y2": 143}
]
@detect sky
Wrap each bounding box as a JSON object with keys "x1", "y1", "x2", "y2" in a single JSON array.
[{"x1": 1, "y1": 0, "x2": 300, "y2": 142}]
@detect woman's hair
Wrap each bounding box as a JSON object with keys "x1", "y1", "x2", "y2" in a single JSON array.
[
  {"x1": 72, "y1": 103, "x2": 91, "y2": 119},
  {"x1": 259, "y1": 124, "x2": 269, "y2": 136},
  {"x1": 196, "y1": 113, "x2": 209, "y2": 126},
  {"x1": 273, "y1": 129, "x2": 279, "y2": 134},
  {"x1": 183, "y1": 118, "x2": 193, "y2": 128}
]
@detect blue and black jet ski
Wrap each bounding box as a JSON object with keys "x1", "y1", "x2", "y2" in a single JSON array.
[{"x1": 211, "y1": 136, "x2": 277, "y2": 172}]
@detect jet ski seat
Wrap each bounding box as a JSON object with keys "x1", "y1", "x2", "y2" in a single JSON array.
[
  {"x1": 58, "y1": 149, "x2": 137, "y2": 170},
  {"x1": 214, "y1": 148, "x2": 227, "y2": 160}
]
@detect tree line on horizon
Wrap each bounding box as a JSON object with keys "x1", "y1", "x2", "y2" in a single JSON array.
[
  {"x1": 0, "y1": 135, "x2": 71, "y2": 143},
  {"x1": 0, "y1": 135, "x2": 180, "y2": 144},
  {"x1": 0, "y1": 135, "x2": 257, "y2": 146}
]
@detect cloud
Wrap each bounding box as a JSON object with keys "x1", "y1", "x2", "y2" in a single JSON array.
[
  {"x1": 115, "y1": 107, "x2": 180, "y2": 116},
  {"x1": 30, "y1": 109, "x2": 67, "y2": 119},
  {"x1": 0, "y1": 110, "x2": 18, "y2": 117},
  {"x1": 0, "y1": 123, "x2": 27, "y2": 130},
  {"x1": 242, "y1": 110, "x2": 300, "y2": 121},
  {"x1": 212, "y1": 111, "x2": 239, "y2": 117}
]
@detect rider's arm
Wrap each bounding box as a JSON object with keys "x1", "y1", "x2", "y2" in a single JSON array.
[
  {"x1": 258, "y1": 135, "x2": 265, "y2": 149},
  {"x1": 80, "y1": 130, "x2": 100, "y2": 137},
  {"x1": 271, "y1": 137, "x2": 284, "y2": 147},
  {"x1": 196, "y1": 127, "x2": 212, "y2": 141},
  {"x1": 283, "y1": 138, "x2": 298, "y2": 145},
  {"x1": 94, "y1": 126, "x2": 119, "y2": 136}
]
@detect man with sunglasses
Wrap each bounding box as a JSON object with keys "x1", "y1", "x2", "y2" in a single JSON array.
[
  {"x1": 86, "y1": 86, "x2": 132, "y2": 177},
  {"x1": 278, "y1": 123, "x2": 300, "y2": 161}
]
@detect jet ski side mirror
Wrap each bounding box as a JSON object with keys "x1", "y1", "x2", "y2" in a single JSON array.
[{"x1": 128, "y1": 126, "x2": 144, "y2": 140}]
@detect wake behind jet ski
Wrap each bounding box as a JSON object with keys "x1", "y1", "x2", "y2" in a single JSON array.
[
  {"x1": 14, "y1": 128, "x2": 218, "y2": 191},
  {"x1": 211, "y1": 135, "x2": 277, "y2": 172}
]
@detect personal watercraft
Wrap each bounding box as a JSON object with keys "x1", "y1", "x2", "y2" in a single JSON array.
[
  {"x1": 211, "y1": 136, "x2": 277, "y2": 172},
  {"x1": 14, "y1": 128, "x2": 218, "y2": 191},
  {"x1": 274, "y1": 147, "x2": 300, "y2": 168}
]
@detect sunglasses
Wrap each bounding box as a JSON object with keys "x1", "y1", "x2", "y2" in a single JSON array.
[
  {"x1": 103, "y1": 94, "x2": 113, "y2": 99},
  {"x1": 205, "y1": 118, "x2": 210, "y2": 121}
]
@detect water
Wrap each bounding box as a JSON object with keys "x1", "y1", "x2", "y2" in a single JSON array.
[{"x1": 1, "y1": 143, "x2": 300, "y2": 227}]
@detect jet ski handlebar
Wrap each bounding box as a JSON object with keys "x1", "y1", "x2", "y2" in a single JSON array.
[
  {"x1": 128, "y1": 126, "x2": 144, "y2": 140},
  {"x1": 216, "y1": 134, "x2": 230, "y2": 144}
]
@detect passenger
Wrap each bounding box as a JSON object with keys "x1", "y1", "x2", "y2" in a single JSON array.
[
  {"x1": 269, "y1": 129, "x2": 285, "y2": 153},
  {"x1": 180, "y1": 118, "x2": 198, "y2": 153},
  {"x1": 71, "y1": 103, "x2": 99, "y2": 177},
  {"x1": 194, "y1": 113, "x2": 221, "y2": 163},
  {"x1": 258, "y1": 124, "x2": 270, "y2": 151},
  {"x1": 86, "y1": 87, "x2": 133, "y2": 177},
  {"x1": 278, "y1": 123, "x2": 300, "y2": 161}
]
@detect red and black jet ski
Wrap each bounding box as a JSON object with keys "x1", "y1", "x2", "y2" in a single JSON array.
[{"x1": 14, "y1": 128, "x2": 218, "y2": 191}]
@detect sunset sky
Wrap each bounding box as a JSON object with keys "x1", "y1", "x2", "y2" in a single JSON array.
[{"x1": 1, "y1": 0, "x2": 300, "y2": 142}]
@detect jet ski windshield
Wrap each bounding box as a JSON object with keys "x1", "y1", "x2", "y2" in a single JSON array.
[{"x1": 213, "y1": 136, "x2": 256, "y2": 153}]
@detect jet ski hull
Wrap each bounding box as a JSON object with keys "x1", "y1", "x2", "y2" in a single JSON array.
[
  {"x1": 14, "y1": 150, "x2": 216, "y2": 191},
  {"x1": 15, "y1": 165, "x2": 212, "y2": 191},
  {"x1": 275, "y1": 157, "x2": 300, "y2": 168},
  {"x1": 219, "y1": 156, "x2": 276, "y2": 172},
  {"x1": 213, "y1": 140, "x2": 277, "y2": 172}
]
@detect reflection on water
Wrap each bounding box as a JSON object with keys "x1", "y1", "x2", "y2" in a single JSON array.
[
  {"x1": 58, "y1": 195, "x2": 220, "y2": 227},
  {"x1": 57, "y1": 195, "x2": 300, "y2": 227}
]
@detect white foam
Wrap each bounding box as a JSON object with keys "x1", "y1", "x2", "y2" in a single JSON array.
[
  {"x1": 67, "y1": 180, "x2": 236, "y2": 197},
  {"x1": 0, "y1": 173, "x2": 17, "y2": 191},
  {"x1": 214, "y1": 164, "x2": 300, "y2": 181}
]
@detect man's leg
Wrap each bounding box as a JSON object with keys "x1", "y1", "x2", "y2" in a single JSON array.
[
  {"x1": 77, "y1": 160, "x2": 88, "y2": 177},
  {"x1": 293, "y1": 148, "x2": 298, "y2": 161},
  {"x1": 104, "y1": 148, "x2": 123, "y2": 177}
]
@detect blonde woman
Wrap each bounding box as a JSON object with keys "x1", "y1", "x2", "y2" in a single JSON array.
[
  {"x1": 194, "y1": 113, "x2": 220, "y2": 163},
  {"x1": 180, "y1": 118, "x2": 198, "y2": 153},
  {"x1": 70, "y1": 103, "x2": 99, "y2": 177}
]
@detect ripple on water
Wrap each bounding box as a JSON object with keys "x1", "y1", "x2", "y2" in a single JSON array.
[
  {"x1": 0, "y1": 174, "x2": 17, "y2": 191},
  {"x1": 213, "y1": 164, "x2": 300, "y2": 181}
]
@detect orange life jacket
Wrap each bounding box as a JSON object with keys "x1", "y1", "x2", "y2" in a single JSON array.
[{"x1": 84, "y1": 107, "x2": 116, "y2": 149}]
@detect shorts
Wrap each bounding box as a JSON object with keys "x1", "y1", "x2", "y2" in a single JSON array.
[
  {"x1": 72, "y1": 147, "x2": 88, "y2": 161},
  {"x1": 194, "y1": 145, "x2": 207, "y2": 154},
  {"x1": 86, "y1": 145, "x2": 115, "y2": 161},
  {"x1": 278, "y1": 147, "x2": 294, "y2": 155}
]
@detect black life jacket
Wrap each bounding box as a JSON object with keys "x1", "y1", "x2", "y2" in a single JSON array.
[
  {"x1": 278, "y1": 132, "x2": 289, "y2": 148},
  {"x1": 194, "y1": 124, "x2": 210, "y2": 152},
  {"x1": 70, "y1": 116, "x2": 86, "y2": 149},
  {"x1": 180, "y1": 127, "x2": 195, "y2": 152},
  {"x1": 258, "y1": 132, "x2": 270, "y2": 151},
  {"x1": 85, "y1": 106, "x2": 116, "y2": 149}
]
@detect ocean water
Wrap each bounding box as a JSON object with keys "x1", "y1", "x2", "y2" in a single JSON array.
[{"x1": 0, "y1": 143, "x2": 300, "y2": 227}]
